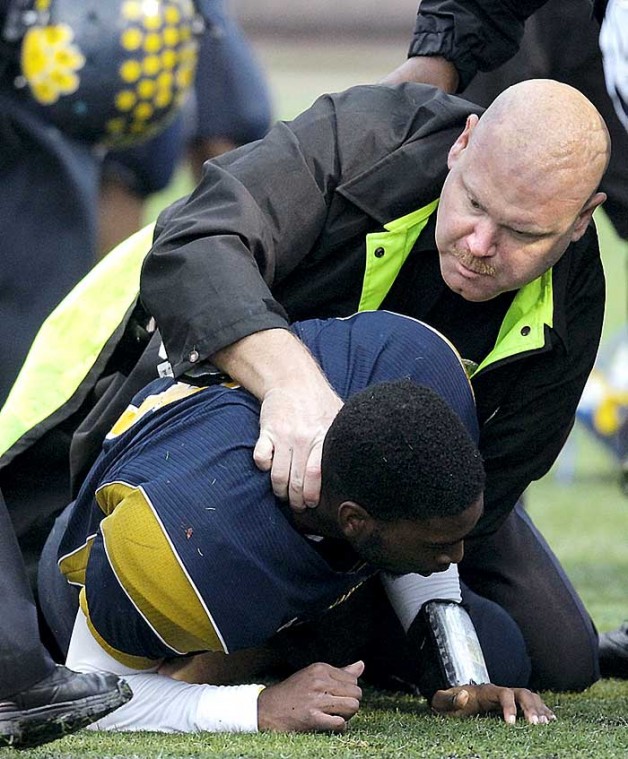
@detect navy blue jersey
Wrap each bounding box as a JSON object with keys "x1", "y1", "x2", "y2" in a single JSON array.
[{"x1": 59, "y1": 311, "x2": 477, "y2": 667}]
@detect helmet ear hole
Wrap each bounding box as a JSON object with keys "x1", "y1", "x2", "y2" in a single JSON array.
[{"x1": 17, "y1": 0, "x2": 202, "y2": 147}]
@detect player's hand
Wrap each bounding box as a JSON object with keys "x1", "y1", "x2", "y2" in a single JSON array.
[
  {"x1": 257, "y1": 661, "x2": 364, "y2": 732},
  {"x1": 254, "y1": 381, "x2": 343, "y2": 511},
  {"x1": 380, "y1": 56, "x2": 459, "y2": 92},
  {"x1": 431, "y1": 684, "x2": 556, "y2": 725}
]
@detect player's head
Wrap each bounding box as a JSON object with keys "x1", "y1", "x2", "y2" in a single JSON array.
[
  {"x1": 321, "y1": 379, "x2": 485, "y2": 576},
  {"x1": 436, "y1": 79, "x2": 609, "y2": 302}
]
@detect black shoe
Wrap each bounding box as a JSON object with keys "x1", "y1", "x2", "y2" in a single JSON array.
[
  {"x1": 599, "y1": 621, "x2": 628, "y2": 679},
  {"x1": 0, "y1": 665, "x2": 132, "y2": 749}
]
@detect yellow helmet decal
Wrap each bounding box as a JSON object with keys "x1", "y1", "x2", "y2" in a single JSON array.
[
  {"x1": 19, "y1": 0, "x2": 201, "y2": 146},
  {"x1": 21, "y1": 23, "x2": 85, "y2": 105}
]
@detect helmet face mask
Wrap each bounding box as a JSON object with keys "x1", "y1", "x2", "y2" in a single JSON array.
[{"x1": 14, "y1": 0, "x2": 202, "y2": 146}]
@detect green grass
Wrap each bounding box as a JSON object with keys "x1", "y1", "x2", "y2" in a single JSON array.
[
  {"x1": 7, "y1": 41, "x2": 627, "y2": 759},
  {"x1": 3, "y1": 680, "x2": 627, "y2": 758}
]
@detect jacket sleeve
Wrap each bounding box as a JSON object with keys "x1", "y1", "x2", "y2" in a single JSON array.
[
  {"x1": 408, "y1": 0, "x2": 551, "y2": 90},
  {"x1": 140, "y1": 85, "x2": 440, "y2": 377},
  {"x1": 141, "y1": 98, "x2": 341, "y2": 376},
  {"x1": 472, "y1": 224, "x2": 605, "y2": 536}
]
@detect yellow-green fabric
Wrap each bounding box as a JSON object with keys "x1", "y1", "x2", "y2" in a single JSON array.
[
  {"x1": 472, "y1": 269, "x2": 553, "y2": 376},
  {"x1": 358, "y1": 200, "x2": 554, "y2": 375},
  {"x1": 359, "y1": 199, "x2": 439, "y2": 312},
  {"x1": 0, "y1": 223, "x2": 155, "y2": 460}
]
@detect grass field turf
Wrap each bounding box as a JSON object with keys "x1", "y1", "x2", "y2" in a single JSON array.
[{"x1": 4, "y1": 37, "x2": 627, "y2": 759}]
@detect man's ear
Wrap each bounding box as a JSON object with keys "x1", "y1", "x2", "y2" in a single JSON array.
[
  {"x1": 447, "y1": 113, "x2": 479, "y2": 169},
  {"x1": 571, "y1": 191, "x2": 607, "y2": 241},
  {"x1": 337, "y1": 501, "x2": 372, "y2": 540}
]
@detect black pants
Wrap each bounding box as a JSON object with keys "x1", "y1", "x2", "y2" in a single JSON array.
[
  {"x1": 0, "y1": 489, "x2": 54, "y2": 698},
  {"x1": 460, "y1": 501, "x2": 599, "y2": 691}
]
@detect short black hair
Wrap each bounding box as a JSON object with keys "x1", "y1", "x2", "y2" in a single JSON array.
[{"x1": 321, "y1": 379, "x2": 485, "y2": 521}]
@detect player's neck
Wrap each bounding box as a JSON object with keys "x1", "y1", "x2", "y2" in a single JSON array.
[{"x1": 291, "y1": 496, "x2": 346, "y2": 541}]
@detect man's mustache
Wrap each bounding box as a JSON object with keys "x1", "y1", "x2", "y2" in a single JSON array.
[{"x1": 451, "y1": 247, "x2": 497, "y2": 277}]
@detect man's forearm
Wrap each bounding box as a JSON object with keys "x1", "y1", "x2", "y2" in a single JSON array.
[
  {"x1": 66, "y1": 612, "x2": 263, "y2": 733},
  {"x1": 381, "y1": 56, "x2": 459, "y2": 92},
  {"x1": 93, "y1": 671, "x2": 262, "y2": 733},
  {"x1": 381, "y1": 565, "x2": 462, "y2": 632},
  {"x1": 212, "y1": 328, "x2": 331, "y2": 402}
]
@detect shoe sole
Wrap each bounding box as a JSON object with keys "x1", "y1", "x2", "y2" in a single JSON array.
[{"x1": 0, "y1": 680, "x2": 132, "y2": 749}]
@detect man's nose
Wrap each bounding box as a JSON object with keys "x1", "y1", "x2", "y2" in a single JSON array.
[{"x1": 466, "y1": 220, "x2": 497, "y2": 257}]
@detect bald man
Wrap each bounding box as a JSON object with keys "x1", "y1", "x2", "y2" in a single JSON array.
[
  {"x1": 10, "y1": 79, "x2": 604, "y2": 695},
  {"x1": 126, "y1": 79, "x2": 609, "y2": 693}
]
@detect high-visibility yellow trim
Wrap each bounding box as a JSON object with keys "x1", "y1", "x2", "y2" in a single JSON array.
[
  {"x1": 99, "y1": 482, "x2": 226, "y2": 656},
  {"x1": 472, "y1": 269, "x2": 553, "y2": 376},
  {"x1": 0, "y1": 223, "x2": 155, "y2": 459},
  {"x1": 358, "y1": 199, "x2": 439, "y2": 312}
]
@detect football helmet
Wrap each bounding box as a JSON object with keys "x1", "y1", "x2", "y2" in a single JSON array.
[{"x1": 10, "y1": 0, "x2": 203, "y2": 145}]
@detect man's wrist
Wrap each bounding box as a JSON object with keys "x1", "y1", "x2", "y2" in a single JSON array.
[{"x1": 212, "y1": 328, "x2": 322, "y2": 400}]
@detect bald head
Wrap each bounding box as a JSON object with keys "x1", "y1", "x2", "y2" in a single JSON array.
[
  {"x1": 473, "y1": 79, "x2": 610, "y2": 204},
  {"x1": 435, "y1": 79, "x2": 609, "y2": 302}
]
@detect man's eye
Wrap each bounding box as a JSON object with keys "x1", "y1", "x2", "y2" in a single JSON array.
[{"x1": 469, "y1": 197, "x2": 481, "y2": 210}]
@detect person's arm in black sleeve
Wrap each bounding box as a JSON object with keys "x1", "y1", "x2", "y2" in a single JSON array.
[
  {"x1": 472, "y1": 225, "x2": 605, "y2": 536},
  {"x1": 384, "y1": 0, "x2": 550, "y2": 92},
  {"x1": 142, "y1": 95, "x2": 347, "y2": 509},
  {"x1": 142, "y1": 114, "x2": 334, "y2": 375},
  {"x1": 142, "y1": 85, "x2": 437, "y2": 511}
]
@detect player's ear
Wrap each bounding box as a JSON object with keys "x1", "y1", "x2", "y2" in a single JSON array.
[{"x1": 338, "y1": 501, "x2": 372, "y2": 539}]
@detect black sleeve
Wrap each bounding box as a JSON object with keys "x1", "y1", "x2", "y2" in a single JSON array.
[
  {"x1": 472, "y1": 224, "x2": 605, "y2": 536},
  {"x1": 141, "y1": 85, "x2": 428, "y2": 377},
  {"x1": 141, "y1": 113, "x2": 334, "y2": 375},
  {"x1": 408, "y1": 0, "x2": 551, "y2": 90}
]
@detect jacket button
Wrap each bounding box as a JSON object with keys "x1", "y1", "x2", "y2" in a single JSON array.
[
  {"x1": 189, "y1": 350, "x2": 200, "y2": 363},
  {"x1": 374, "y1": 247, "x2": 385, "y2": 258},
  {"x1": 520, "y1": 326, "x2": 531, "y2": 336}
]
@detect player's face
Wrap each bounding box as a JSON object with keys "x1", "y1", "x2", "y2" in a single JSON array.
[
  {"x1": 435, "y1": 117, "x2": 594, "y2": 302},
  {"x1": 357, "y1": 495, "x2": 484, "y2": 577}
]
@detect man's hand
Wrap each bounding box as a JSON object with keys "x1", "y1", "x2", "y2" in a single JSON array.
[
  {"x1": 257, "y1": 661, "x2": 364, "y2": 733},
  {"x1": 381, "y1": 56, "x2": 459, "y2": 92},
  {"x1": 255, "y1": 381, "x2": 343, "y2": 510},
  {"x1": 213, "y1": 329, "x2": 343, "y2": 510},
  {"x1": 431, "y1": 684, "x2": 556, "y2": 725}
]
